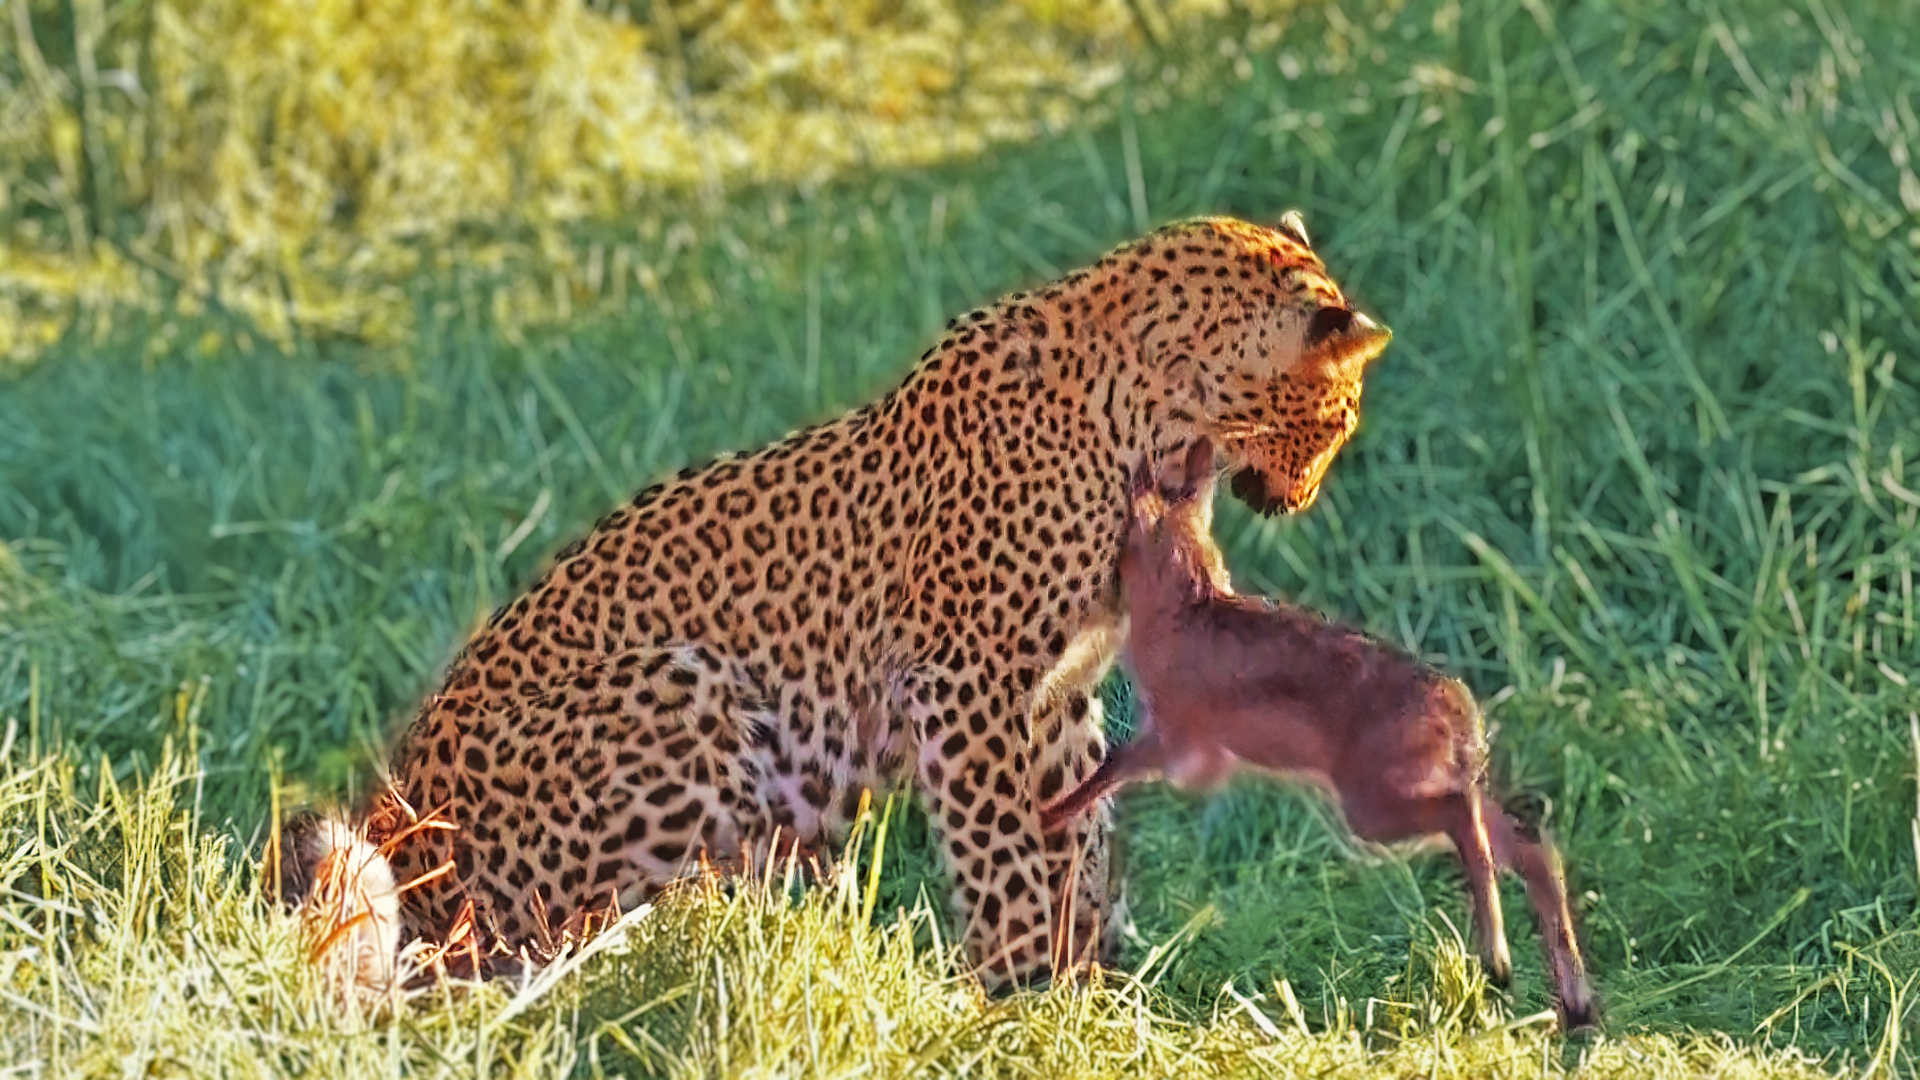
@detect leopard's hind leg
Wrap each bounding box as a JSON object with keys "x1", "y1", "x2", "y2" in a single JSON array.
[{"x1": 379, "y1": 644, "x2": 772, "y2": 960}]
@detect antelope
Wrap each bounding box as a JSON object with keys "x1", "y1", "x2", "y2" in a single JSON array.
[{"x1": 1051, "y1": 441, "x2": 1595, "y2": 1026}]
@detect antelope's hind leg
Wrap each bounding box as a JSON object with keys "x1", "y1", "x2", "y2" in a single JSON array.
[
  {"x1": 1343, "y1": 789, "x2": 1513, "y2": 987},
  {"x1": 1483, "y1": 797, "x2": 1596, "y2": 1028},
  {"x1": 1448, "y1": 791, "x2": 1513, "y2": 986}
]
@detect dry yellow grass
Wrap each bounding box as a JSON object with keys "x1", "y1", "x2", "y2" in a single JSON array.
[{"x1": 0, "y1": 0, "x2": 1287, "y2": 361}]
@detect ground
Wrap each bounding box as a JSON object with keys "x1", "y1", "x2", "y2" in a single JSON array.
[{"x1": 0, "y1": 0, "x2": 1916, "y2": 1076}]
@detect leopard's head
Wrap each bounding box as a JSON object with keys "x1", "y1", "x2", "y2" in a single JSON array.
[{"x1": 1133, "y1": 214, "x2": 1392, "y2": 515}]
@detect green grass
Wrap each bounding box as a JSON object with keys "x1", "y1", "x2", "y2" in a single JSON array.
[{"x1": 3, "y1": 0, "x2": 1919, "y2": 1074}]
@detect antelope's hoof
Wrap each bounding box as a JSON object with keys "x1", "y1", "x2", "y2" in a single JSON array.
[
  {"x1": 1557, "y1": 980, "x2": 1599, "y2": 1033},
  {"x1": 1484, "y1": 949, "x2": 1513, "y2": 989}
]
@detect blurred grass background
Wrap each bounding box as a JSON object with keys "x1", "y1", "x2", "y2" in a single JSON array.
[{"x1": 3, "y1": 0, "x2": 1920, "y2": 1075}]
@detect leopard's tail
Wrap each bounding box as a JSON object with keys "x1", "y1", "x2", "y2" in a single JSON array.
[{"x1": 268, "y1": 810, "x2": 404, "y2": 1002}]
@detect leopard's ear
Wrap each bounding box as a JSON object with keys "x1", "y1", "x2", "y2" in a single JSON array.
[
  {"x1": 1305, "y1": 305, "x2": 1393, "y2": 374},
  {"x1": 1276, "y1": 210, "x2": 1310, "y2": 247}
]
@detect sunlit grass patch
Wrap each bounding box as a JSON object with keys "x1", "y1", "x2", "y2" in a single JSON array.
[
  {"x1": 0, "y1": 733, "x2": 1862, "y2": 1078},
  {"x1": 0, "y1": 0, "x2": 1289, "y2": 360}
]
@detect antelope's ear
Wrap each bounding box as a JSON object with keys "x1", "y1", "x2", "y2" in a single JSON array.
[
  {"x1": 1180, "y1": 439, "x2": 1216, "y2": 491},
  {"x1": 1125, "y1": 457, "x2": 1166, "y2": 541},
  {"x1": 1126, "y1": 456, "x2": 1156, "y2": 502},
  {"x1": 1158, "y1": 439, "x2": 1215, "y2": 508}
]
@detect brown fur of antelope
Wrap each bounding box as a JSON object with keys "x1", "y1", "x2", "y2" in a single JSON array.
[{"x1": 1049, "y1": 440, "x2": 1596, "y2": 1027}]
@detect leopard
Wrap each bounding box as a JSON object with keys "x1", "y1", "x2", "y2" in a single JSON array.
[{"x1": 277, "y1": 213, "x2": 1393, "y2": 989}]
